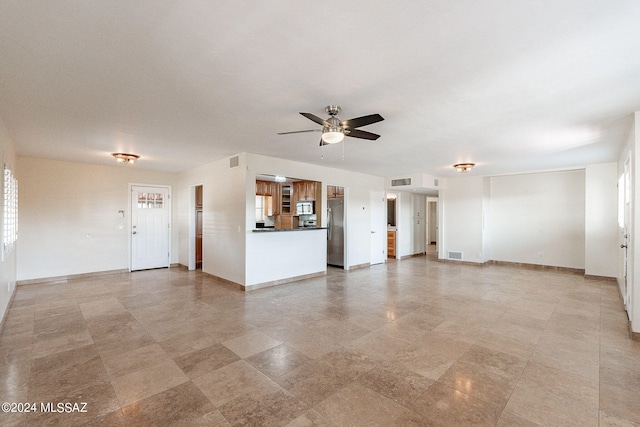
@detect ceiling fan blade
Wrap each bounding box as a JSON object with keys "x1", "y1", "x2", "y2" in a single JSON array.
[
  {"x1": 277, "y1": 129, "x2": 321, "y2": 135},
  {"x1": 341, "y1": 113, "x2": 384, "y2": 129},
  {"x1": 300, "y1": 112, "x2": 330, "y2": 127},
  {"x1": 345, "y1": 129, "x2": 380, "y2": 140}
]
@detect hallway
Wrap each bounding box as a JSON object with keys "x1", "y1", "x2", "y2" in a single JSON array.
[{"x1": 0, "y1": 256, "x2": 638, "y2": 426}]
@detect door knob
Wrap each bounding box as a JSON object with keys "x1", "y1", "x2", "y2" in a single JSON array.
[{"x1": 621, "y1": 244, "x2": 627, "y2": 248}]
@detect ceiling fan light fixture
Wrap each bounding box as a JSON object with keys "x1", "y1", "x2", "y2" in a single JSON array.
[
  {"x1": 112, "y1": 153, "x2": 139, "y2": 164},
  {"x1": 453, "y1": 163, "x2": 475, "y2": 173},
  {"x1": 321, "y1": 129, "x2": 345, "y2": 144}
]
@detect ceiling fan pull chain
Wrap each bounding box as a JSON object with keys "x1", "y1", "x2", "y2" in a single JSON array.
[{"x1": 342, "y1": 140, "x2": 345, "y2": 160}]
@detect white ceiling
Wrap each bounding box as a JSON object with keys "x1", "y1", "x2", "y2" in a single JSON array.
[{"x1": 1, "y1": 1, "x2": 640, "y2": 178}]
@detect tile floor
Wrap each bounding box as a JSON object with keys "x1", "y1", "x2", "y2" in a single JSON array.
[{"x1": 1, "y1": 251, "x2": 639, "y2": 426}]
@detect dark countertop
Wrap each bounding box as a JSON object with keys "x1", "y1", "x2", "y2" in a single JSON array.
[{"x1": 252, "y1": 227, "x2": 327, "y2": 232}]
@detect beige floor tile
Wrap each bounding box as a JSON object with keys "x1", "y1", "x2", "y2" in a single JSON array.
[
  {"x1": 157, "y1": 329, "x2": 220, "y2": 358},
  {"x1": 315, "y1": 383, "x2": 424, "y2": 427},
  {"x1": 246, "y1": 343, "x2": 313, "y2": 380},
  {"x1": 101, "y1": 343, "x2": 171, "y2": 378},
  {"x1": 173, "y1": 343, "x2": 240, "y2": 379},
  {"x1": 222, "y1": 331, "x2": 282, "y2": 358},
  {"x1": 193, "y1": 360, "x2": 277, "y2": 407},
  {"x1": 110, "y1": 359, "x2": 189, "y2": 407},
  {"x1": 31, "y1": 328, "x2": 95, "y2": 359},
  {"x1": 121, "y1": 381, "x2": 226, "y2": 426},
  {"x1": 409, "y1": 381, "x2": 502, "y2": 426}
]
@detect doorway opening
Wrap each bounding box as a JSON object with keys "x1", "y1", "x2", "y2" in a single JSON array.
[
  {"x1": 427, "y1": 197, "x2": 438, "y2": 259},
  {"x1": 195, "y1": 185, "x2": 203, "y2": 270}
]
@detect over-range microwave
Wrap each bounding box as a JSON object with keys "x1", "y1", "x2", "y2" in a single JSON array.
[{"x1": 296, "y1": 201, "x2": 314, "y2": 215}]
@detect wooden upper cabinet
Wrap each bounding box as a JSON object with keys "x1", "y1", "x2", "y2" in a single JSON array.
[
  {"x1": 304, "y1": 181, "x2": 316, "y2": 201},
  {"x1": 294, "y1": 181, "x2": 317, "y2": 202},
  {"x1": 195, "y1": 185, "x2": 203, "y2": 208},
  {"x1": 327, "y1": 185, "x2": 344, "y2": 198},
  {"x1": 256, "y1": 180, "x2": 276, "y2": 196},
  {"x1": 272, "y1": 184, "x2": 281, "y2": 215}
]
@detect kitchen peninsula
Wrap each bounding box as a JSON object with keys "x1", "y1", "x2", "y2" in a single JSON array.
[{"x1": 246, "y1": 175, "x2": 327, "y2": 290}]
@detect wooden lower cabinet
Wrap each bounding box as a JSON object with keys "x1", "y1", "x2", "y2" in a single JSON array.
[
  {"x1": 387, "y1": 230, "x2": 396, "y2": 258},
  {"x1": 276, "y1": 214, "x2": 293, "y2": 229}
]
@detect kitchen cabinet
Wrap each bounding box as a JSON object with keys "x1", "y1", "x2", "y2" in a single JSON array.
[
  {"x1": 387, "y1": 230, "x2": 396, "y2": 258},
  {"x1": 272, "y1": 183, "x2": 280, "y2": 215},
  {"x1": 276, "y1": 213, "x2": 293, "y2": 229},
  {"x1": 327, "y1": 185, "x2": 344, "y2": 198},
  {"x1": 293, "y1": 180, "x2": 318, "y2": 203},
  {"x1": 256, "y1": 180, "x2": 276, "y2": 196}
]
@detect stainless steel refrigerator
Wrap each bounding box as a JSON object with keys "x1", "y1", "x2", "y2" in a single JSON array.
[{"x1": 327, "y1": 198, "x2": 344, "y2": 267}]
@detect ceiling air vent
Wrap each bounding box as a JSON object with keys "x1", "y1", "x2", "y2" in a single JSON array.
[
  {"x1": 391, "y1": 178, "x2": 411, "y2": 187},
  {"x1": 447, "y1": 251, "x2": 463, "y2": 261},
  {"x1": 229, "y1": 156, "x2": 239, "y2": 168},
  {"x1": 434, "y1": 179, "x2": 439, "y2": 187}
]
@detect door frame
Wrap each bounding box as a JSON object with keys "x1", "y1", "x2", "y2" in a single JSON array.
[
  {"x1": 188, "y1": 184, "x2": 204, "y2": 270},
  {"x1": 623, "y1": 156, "x2": 632, "y2": 312},
  {"x1": 129, "y1": 183, "x2": 172, "y2": 272}
]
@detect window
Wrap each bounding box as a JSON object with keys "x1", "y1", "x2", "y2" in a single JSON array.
[
  {"x1": 2, "y1": 162, "x2": 18, "y2": 260},
  {"x1": 137, "y1": 192, "x2": 164, "y2": 209}
]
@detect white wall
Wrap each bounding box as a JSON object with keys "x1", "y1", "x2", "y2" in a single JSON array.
[
  {"x1": 482, "y1": 178, "x2": 491, "y2": 263},
  {"x1": 585, "y1": 163, "x2": 619, "y2": 277},
  {"x1": 176, "y1": 154, "x2": 247, "y2": 285},
  {"x1": 16, "y1": 157, "x2": 178, "y2": 281},
  {"x1": 396, "y1": 192, "x2": 413, "y2": 258},
  {"x1": 0, "y1": 116, "x2": 16, "y2": 324},
  {"x1": 440, "y1": 176, "x2": 485, "y2": 263},
  {"x1": 488, "y1": 170, "x2": 585, "y2": 269}
]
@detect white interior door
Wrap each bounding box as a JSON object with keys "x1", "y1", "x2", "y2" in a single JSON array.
[
  {"x1": 131, "y1": 185, "x2": 171, "y2": 271},
  {"x1": 370, "y1": 191, "x2": 386, "y2": 265}
]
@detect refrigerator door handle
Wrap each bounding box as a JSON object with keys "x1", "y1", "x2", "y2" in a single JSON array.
[{"x1": 327, "y1": 207, "x2": 332, "y2": 240}]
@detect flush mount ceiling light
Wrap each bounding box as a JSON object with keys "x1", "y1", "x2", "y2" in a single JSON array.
[
  {"x1": 453, "y1": 163, "x2": 475, "y2": 173},
  {"x1": 112, "y1": 153, "x2": 139, "y2": 164}
]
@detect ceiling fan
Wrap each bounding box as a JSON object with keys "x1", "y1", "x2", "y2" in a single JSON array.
[{"x1": 278, "y1": 105, "x2": 384, "y2": 146}]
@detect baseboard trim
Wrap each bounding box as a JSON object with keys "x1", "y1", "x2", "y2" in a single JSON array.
[
  {"x1": 399, "y1": 253, "x2": 426, "y2": 260},
  {"x1": 0, "y1": 284, "x2": 17, "y2": 335},
  {"x1": 438, "y1": 259, "x2": 488, "y2": 267},
  {"x1": 487, "y1": 260, "x2": 584, "y2": 275},
  {"x1": 17, "y1": 268, "x2": 130, "y2": 286},
  {"x1": 200, "y1": 272, "x2": 245, "y2": 291},
  {"x1": 244, "y1": 271, "x2": 327, "y2": 292},
  {"x1": 346, "y1": 262, "x2": 370, "y2": 271},
  {"x1": 584, "y1": 274, "x2": 617, "y2": 281}
]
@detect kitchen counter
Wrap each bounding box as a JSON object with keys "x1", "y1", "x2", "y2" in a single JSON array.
[{"x1": 252, "y1": 227, "x2": 327, "y2": 232}]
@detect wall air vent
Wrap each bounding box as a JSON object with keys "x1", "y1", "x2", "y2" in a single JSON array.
[
  {"x1": 391, "y1": 178, "x2": 411, "y2": 186},
  {"x1": 447, "y1": 251, "x2": 463, "y2": 261},
  {"x1": 229, "y1": 156, "x2": 239, "y2": 168}
]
